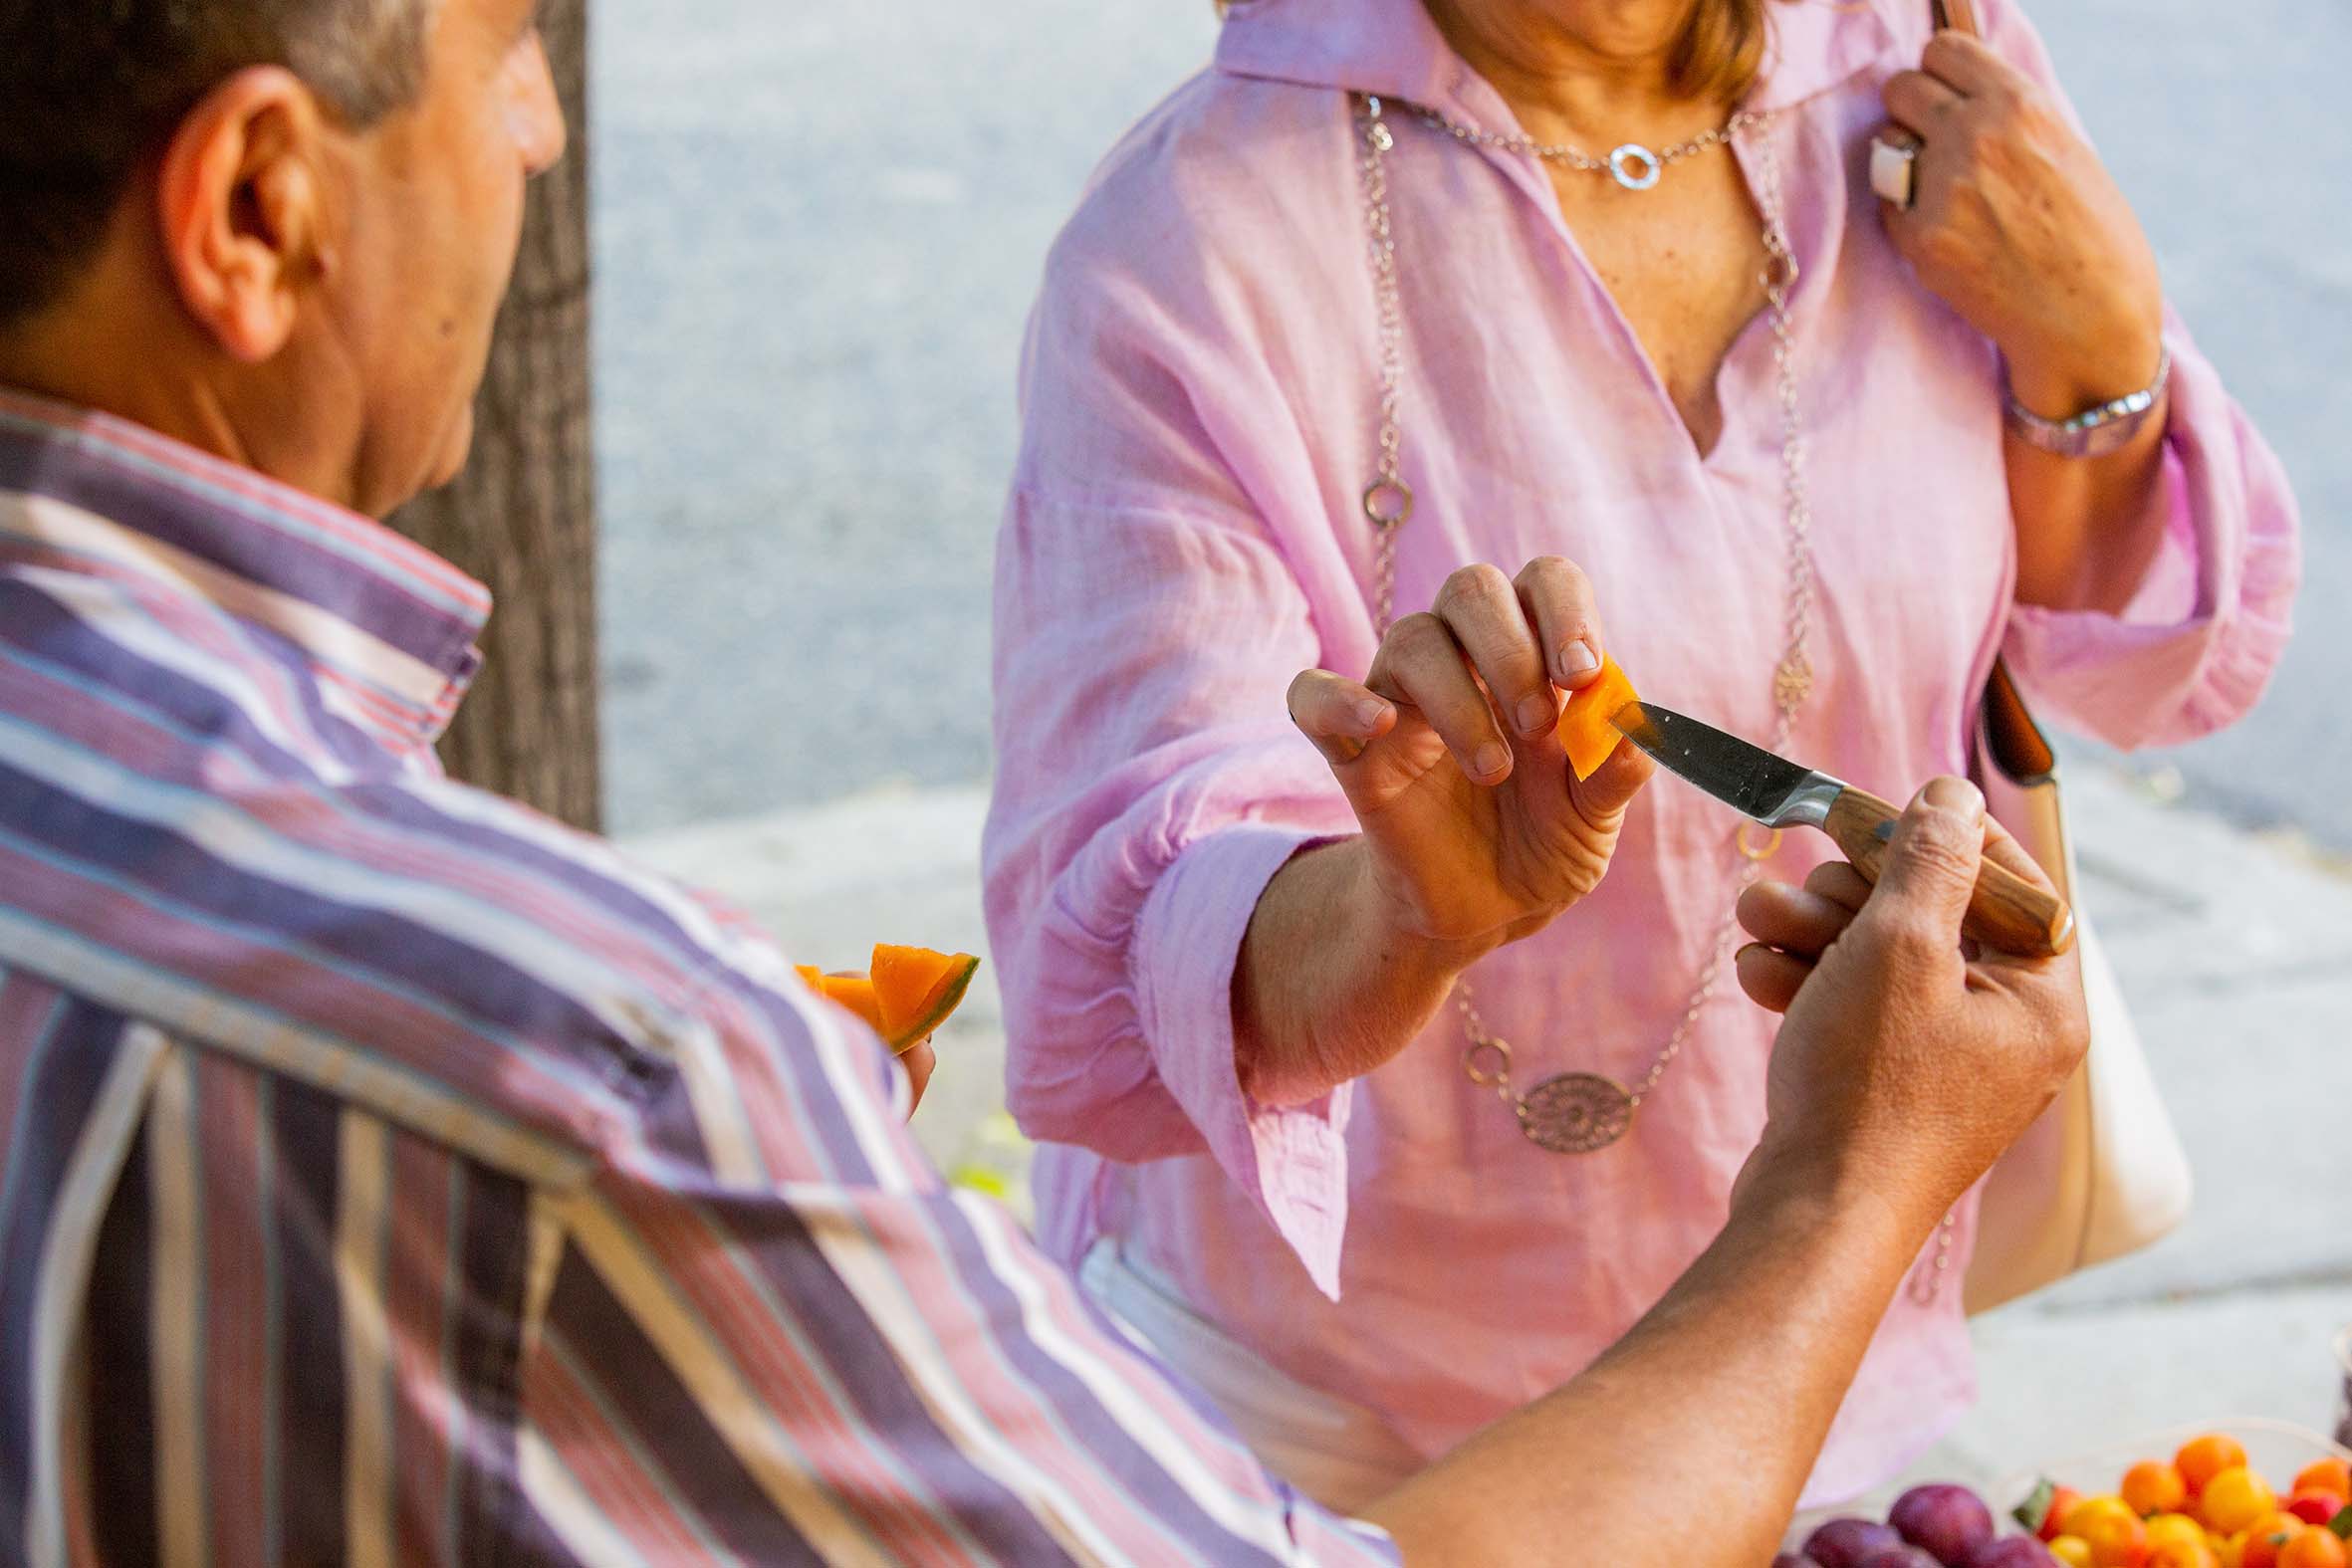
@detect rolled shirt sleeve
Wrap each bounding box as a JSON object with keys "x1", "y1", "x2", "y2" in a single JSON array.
[
  {"x1": 1976, "y1": 0, "x2": 2301, "y2": 745},
  {"x1": 987, "y1": 487, "x2": 1361, "y2": 1297}
]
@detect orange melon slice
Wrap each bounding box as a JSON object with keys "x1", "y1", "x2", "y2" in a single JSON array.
[
  {"x1": 814, "y1": 973, "x2": 886, "y2": 1038},
  {"x1": 869, "y1": 944, "x2": 982, "y2": 1052},
  {"x1": 1554, "y1": 657, "x2": 1640, "y2": 783}
]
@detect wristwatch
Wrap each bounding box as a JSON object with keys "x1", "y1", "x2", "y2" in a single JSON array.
[{"x1": 2003, "y1": 349, "x2": 2172, "y2": 459}]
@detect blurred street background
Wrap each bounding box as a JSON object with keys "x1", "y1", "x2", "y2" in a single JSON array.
[
  {"x1": 595, "y1": 0, "x2": 2350, "y2": 847},
  {"x1": 598, "y1": 0, "x2": 2352, "y2": 1485}
]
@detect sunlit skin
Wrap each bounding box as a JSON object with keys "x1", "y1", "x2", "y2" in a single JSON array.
[
  {"x1": 0, "y1": 0, "x2": 566, "y2": 519},
  {"x1": 1236, "y1": 0, "x2": 2172, "y2": 1109}
]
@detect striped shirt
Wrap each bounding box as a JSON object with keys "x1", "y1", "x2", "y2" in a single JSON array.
[{"x1": 0, "y1": 389, "x2": 1400, "y2": 1566}]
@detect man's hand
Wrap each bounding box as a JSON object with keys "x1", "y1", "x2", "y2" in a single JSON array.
[
  {"x1": 900, "y1": 1038, "x2": 937, "y2": 1117},
  {"x1": 1732, "y1": 777, "x2": 2089, "y2": 1227}
]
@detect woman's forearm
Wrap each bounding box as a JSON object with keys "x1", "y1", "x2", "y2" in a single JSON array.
[
  {"x1": 1233, "y1": 838, "x2": 1495, "y2": 1107},
  {"x1": 2004, "y1": 344, "x2": 2173, "y2": 616}
]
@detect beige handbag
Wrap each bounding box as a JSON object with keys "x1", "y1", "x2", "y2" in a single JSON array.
[{"x1": 1962, "y1": 660, "x2": 2194, "y2": 1313}]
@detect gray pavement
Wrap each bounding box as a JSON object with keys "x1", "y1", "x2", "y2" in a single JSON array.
[
  {"x1": 626, "y1": 761, "x2": 2352, "y2": 1484},
  {"x1": 592, "y1": 0, "x2": 2352, "y2": 843}
]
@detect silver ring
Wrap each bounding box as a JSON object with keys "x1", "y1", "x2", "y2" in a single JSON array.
[{"x1": 1869, "y1": 131, "x2": 1919, "y2": 209}]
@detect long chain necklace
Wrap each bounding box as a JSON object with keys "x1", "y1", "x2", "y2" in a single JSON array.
[
  {"x1": 1353, "y1": 93, "x2": 1958, "y2": 1297},
  {"x1": 1354, "y1": 92, "x2": 1813, "y2": 1157}
]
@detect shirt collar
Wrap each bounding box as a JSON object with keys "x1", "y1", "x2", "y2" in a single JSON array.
[
  {"x1": 1215, "y1": 0, "x2": 1898, "y2": 117},
  {"x1": 0, "y1": 388, "x2": 492, "y2": 755}
]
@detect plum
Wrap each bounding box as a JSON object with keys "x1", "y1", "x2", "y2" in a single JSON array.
[
  {"x1": 1773, "y1": 1558, "x2": 1826, "y2": 1568},
  {"x1": 1891, "y1": 1484, "x2": 1999, "y2": 1566},
  {"x1": 1960, "y1": 1537, "x2": 2060, "y2": 1568},
  {"x1": 1857, "y1": 1549, "x2": 1945, "y2": 1568},
  {"x1": 1805, "y1": 1519, "x2": 1906, "y2": 1568}
]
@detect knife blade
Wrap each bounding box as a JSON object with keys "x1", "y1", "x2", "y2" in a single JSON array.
[{"x1": 1611, "y1": 700, "x2": 2076, "y2": 959}]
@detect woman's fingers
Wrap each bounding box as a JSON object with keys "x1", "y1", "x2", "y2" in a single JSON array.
[
  {"x1": 1881, "y1": 69, "x2": 1967, "y2": 137},
  {"x1": 1367, "y1": 611, "x2": 1518, "y2": 784},
  {"x1": 1434, "y1": 563, "x2": 1556, "y2": 743},
  {"x1": 1735, "y1": 943, "x2": 1814, "y2": 1014},
  {"x1": 1568, "y1": 736, "x2": 1652, "y2": 829},
  {"x1": 1920, "y1": 29, "x2": 2025, "y2": 99},
  {"x1": 1515, "y1": 556, "x2": 1607, "y2": 690},
  {"x1": 1286, "y1": 668, "x2": 1396, "y2": 767},
  {"x1": 1738, "y1": 879, "x2": 1860, "y2": 961}
]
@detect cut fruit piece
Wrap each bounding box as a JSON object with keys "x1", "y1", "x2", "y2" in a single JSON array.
[
  {"x1": 795, "y1": 965, "x2": 824, "y2": 991},
  {"x1": 870, "y1": 944, "x2": 982, "y2": 1051},
  {"x1": 815, "y1": 974, "x2": 886, "y2": 1038},
  {"x1": 1554, "y1": 656, "x2": 1640, "y2": 782}
]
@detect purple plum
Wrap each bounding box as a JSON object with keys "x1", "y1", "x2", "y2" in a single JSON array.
[
  {"x1": 1805, "y1": 1519, "x2": 1906, "y2": 1568},
  {"x1": 1960, "y1": 1538, "x2": 2060, "y2": 1568},
  {"x1": 1773, "y1": 1558, "x2": 1826, "y2": 1568},
  {"x1": 1857, "y1": 1550, "x2": 1945, "y2": 1568},
  {"x1": 1891, "y1": 1483, "x2": 1999, "y2": 1566}
]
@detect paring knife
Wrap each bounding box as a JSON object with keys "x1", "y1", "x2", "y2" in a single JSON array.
[{"x1": 1610, "y1": 701, "x2": 2076, "y2": 960}]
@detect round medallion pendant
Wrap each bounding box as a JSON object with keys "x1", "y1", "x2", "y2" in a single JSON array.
[
  {"x1": 1607, "y1": 143, "x2": 1663, "y2": 192},
  {"x1": 1517, "y1": 1072, "x2": 1635, "y2": 1153}
]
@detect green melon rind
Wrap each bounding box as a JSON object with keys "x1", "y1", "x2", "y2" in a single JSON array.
[{"x1": 885, "y1": 956, "x2": 980, "y2": 1052}]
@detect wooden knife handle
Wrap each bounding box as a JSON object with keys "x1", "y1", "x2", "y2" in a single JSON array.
[{"x1": 1822, "y1": 787, "x2": 2077, "y2": 959}]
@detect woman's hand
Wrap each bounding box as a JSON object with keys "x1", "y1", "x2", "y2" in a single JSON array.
[
  {"x1": 1879, "y1": 32, "x2": 2164, "y2": 417},
  {"x1": 1286, "y1": 558, "x2": 1652, "y2": 960}
]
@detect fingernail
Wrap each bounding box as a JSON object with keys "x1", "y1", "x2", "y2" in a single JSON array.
[
  {"x1": 1472, "y1": 743, "x2": 1510, "y2": 780},
  {"x1": 1354, "y1": 698, "x2": 1390, "y2": 733},
  {"x1": 1920, "y1": 777, "x2": 1985, "y2": 817},
  {"x1": 1516, "y1": 693, "x2": 1556, "y2": 735},
  {"x1": 1560, "y1": 640, "x2": 1600, "y2": 679}
]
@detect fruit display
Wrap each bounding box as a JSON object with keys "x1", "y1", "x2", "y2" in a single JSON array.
[
  {"x1": 1779, "y1": 1434, "x2": 2352, "y2": 1568},
  {"x1": 1554, "y1": 655, "x2": 1640, "y2": 781},
  {"x1": 795, "y1": 944, "x2": 982, "y2": 1054}
]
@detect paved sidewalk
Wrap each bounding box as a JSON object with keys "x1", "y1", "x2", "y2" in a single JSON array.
[{"x1": 626, "y1": 764, "x2": 2352, "y2": 1488}]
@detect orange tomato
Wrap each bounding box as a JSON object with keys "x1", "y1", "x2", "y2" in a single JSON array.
[
  {"x1": 2150, "y1": 1541, "x2": 2220, "y2": 1568},
  {"x1": 2065, "y1": 1499, "x2": 2153, "y2": 1568},
  {"x1": 2205, "y1": 1470, "x2": 2281, "y2": 1537},
  {"x1": 2180, "y1": 1439, "x2": 2253, "y2": 1500},
  {"x1": 2131, "y1": 1466, "x2": 2198, "y2": 1518},
  {"x1": 2279, "y1": 1530, "x2": 2348, "y2": 1568},
  {"x1": 2294, "y1": 1464, "x2": 2352, "y2": 1504},
  {"x1": 2243, "y1": 1516, "x2": 2309, "y2": 1568}
]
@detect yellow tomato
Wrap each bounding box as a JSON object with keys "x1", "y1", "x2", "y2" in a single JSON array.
[
  {"x1": 2204, "y1": 1469, "x2": 2281, "y2": 1537},
  {"x1": 2152, "y1": 1517, "x2": 2215, "y2": 1553},
  {"x1": 2051, "y1": 1538, "x2": 2097, "y2": 1568}
]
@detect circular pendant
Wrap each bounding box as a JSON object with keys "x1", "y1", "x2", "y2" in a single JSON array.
[
  {"x1": 1607, "y1": 143, "x2": 1663, "y2": 192},
  {"x1": 1517, "y1": 1072, "x2": 1635, "y2": 1153}
]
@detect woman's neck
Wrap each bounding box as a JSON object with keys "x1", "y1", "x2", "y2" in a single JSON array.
[{"x1": 1420, "y1": 0, "x2": 1730, "y2": 143}]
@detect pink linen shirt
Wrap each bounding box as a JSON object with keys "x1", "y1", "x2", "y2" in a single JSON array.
[{"x1": 984, "y1": 0, "x2": 2298, "y2": 1501}]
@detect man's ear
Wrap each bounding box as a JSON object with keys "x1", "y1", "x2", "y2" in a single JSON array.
[{"x1": 153, "y1": 67, "x2": 340, "y2": 364}]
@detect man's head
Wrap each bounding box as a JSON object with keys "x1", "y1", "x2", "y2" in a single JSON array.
[{"x1": 0, "y1": 0, "x2": 566, "y2": 516}]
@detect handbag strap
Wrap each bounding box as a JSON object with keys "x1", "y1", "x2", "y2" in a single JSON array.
[{"x1": 1931, "y1": 0, "x2": 1980, "y2": 34}]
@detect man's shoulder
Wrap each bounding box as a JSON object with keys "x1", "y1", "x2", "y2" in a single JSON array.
[{"x1": 0, "y1": 568, "x2": 812, "y2": 1175}]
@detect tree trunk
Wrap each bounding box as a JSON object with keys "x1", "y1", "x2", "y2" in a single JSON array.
[{"x1": 393, "y1": 0, "x2": 601, "y2": 830}]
